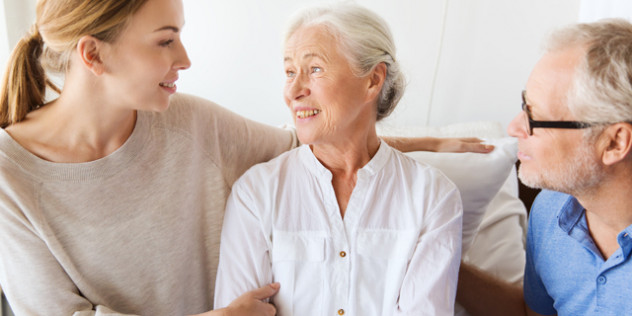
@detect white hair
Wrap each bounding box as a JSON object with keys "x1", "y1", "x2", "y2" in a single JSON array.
[
  {"x1": 284, "y1": 3, "x2": 405, "y2": 121},
  {"x1": 546, "y1": 19, "x2": 632, "y2": 124}
]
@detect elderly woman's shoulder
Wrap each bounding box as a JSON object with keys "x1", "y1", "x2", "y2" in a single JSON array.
[
  {"x1": 231, "y1": 146, "x2": 303, "y2": 190},
  {"x1": 388, "y1": 147, "x2": 457, "y2": 188}
]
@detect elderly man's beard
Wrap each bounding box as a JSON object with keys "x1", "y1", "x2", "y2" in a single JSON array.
[{"x1": 518, "y1": 137, "x2": 605, "y2": 196}]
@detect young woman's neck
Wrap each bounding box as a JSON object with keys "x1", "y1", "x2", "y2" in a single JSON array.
[{"x1": 5, "y1": 71, "x2": 137, "y2": 163}]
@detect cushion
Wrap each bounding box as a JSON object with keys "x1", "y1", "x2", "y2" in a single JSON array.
[
  {"x1": 377, "y1": 121, "x2": 518, "y2": 253},
  {"x1": 463, "y1": 166, "x2": 527, "y2": 281}
]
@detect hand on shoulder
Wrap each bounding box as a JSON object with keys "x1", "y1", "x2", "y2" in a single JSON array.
[{"x1": 433, "y1": 137, "x2": 494, "y2": 153}]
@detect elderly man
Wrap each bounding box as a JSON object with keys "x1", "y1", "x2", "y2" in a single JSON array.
[{"x1": 457, "y1": 19, "x2": 632, "y2": 316}]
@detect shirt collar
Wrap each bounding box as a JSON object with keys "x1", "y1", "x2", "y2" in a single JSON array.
[
  {"x1": 297, "y1": 139, "x2": 392, "y2": 180},
  {"x1": 557, "y1": 195, "x2": 585, "y2": 233},
  {"x1": 618, "y1": 225, "x2": 632, "y2": 259},
  {"x1": 557, "y1": 194, "x2": 632, "y2": 259}
]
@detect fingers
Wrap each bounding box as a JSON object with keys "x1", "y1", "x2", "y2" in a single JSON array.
[
  {"x1": 249, "y1": 283, "x2": 280, "y2": 300},
  {"x1": 261, "y1": 302, "x2": 277, "y2": 316},
  {"x1": 225, "y1": 284, "x2": 280, "y2": 316},
  {"x1": 436, "y1": 138, "x2": 494, "y2": 153},
  {"x1": 454, "y1": 137, "x2": 494, "y2": 153},
  {"x1": 465, "y1": 142, "x2": 495, "y2": 153},
  {"x1": 459, "y1": 137, "x2": 485, "y2": 143}
]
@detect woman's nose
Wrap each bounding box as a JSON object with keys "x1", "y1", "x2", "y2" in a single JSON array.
[
  {"x1": 175, "y1": 41, "x2": 191, "y2": 70},
  {"x1": 286, "y1": 73, "x2": 310, "y2": 101}
]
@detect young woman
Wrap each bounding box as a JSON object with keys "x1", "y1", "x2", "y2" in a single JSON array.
[{"x1": 0, "y1": 0, "x2": 490, "y2": 315}]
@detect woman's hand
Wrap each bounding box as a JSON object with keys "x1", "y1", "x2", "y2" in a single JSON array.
[
  {"x1": 193, "y1": 283, "x2": 280, "y2": 316},
  {"x1": 223, "y1": 283, "x2": 280, "y2": 316},
  {"x1": 382, "y1": 136, "x2": 494, "y2": 153},
  {"x1": 433, "y1": 137, "x2": 494, "y2": 153}
]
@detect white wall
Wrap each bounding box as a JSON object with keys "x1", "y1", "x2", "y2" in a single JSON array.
[
  {"x1": 0, "y1": 0, "x2": 35, "y2": 72},
  {"x1": 1, "y1": 0, "x2": 582, "y2": 130},
  {"x1": 0, "y1": 1, "x2": 10, "y2": 76},
  {"x1": 179, "y1": 0, "x2": 581, "y2": 130},
  {"x1": 579, "y1": 0, "x2": 632, "y2": 22}
]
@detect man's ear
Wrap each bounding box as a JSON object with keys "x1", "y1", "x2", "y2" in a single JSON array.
[
  {"x1": 600, "y1": 122, "x2": 632, "y2": 165},
  {"x1": 76, "y1": 35, "x2": 105, "y2": 75},
  {"x1": 366, "y1": 62, "x2": 387, "y2": 101}
]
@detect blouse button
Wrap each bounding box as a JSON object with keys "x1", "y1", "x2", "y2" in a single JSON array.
[
  {"x1": 339, "y1": 251, "x2": 347, "y2": 258},
  {"x1": 338, "y1": 309, "x2": 345, "y2": 315},
  {"x1": 597, "y1": 276, "x2": 607, "y2": 284}
]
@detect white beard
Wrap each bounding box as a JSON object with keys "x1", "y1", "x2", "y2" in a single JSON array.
[{"x1": 518, "y1": 138, "x2": 605, "y2": 196}]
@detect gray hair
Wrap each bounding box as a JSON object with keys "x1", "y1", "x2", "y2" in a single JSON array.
[
  {"x1": 284, "y1": 3, "x2": 405, "y2": 121},
  {"x1": 546, "y1": 19, "x2": 632, "y2": 125}
]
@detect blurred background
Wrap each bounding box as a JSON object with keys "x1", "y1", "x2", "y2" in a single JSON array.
[
  {"x1": 0, "y1": 0, "x2": 632, "y2": 315},
  {"x1": 4, "y1": 0, "x2": 626, "y2": 131},
  {"x1": 1, "y1": 1, "x2": 630, "y2": 130}
]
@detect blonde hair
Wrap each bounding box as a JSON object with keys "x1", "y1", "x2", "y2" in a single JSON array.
[
  {"x1": 284, "y1": 3, "x2": 405, "y2": 121},
  {"x1": 0, "y1": 0, "x2": 149, "y2": 128}
]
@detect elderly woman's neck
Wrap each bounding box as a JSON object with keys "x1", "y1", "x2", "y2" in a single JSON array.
[
  {"x1": 310, "y1": 130, "x2": 380, "y2": 217},
  {"x1": 311, "y1": 131, "x2": 381, "y2": 175}
]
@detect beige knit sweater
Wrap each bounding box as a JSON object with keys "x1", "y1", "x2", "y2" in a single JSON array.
[{"x1": 0, "y1": 93, "x2": 296, "y2": 316}]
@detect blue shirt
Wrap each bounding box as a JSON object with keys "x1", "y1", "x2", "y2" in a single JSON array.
[{"x1": 523, "y1": 190, "x2": 632, "y2": 315}]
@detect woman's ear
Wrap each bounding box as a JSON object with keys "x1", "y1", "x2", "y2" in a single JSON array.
[
  {"x1": 601, "y1": 122, "x2": 632, "y2": 165},
  {"x1": 76, "y1": 35, "x2": 105, "y2": 75},
  {"x1": 366, "y1": 62, "x2": 387, "y2": 100}
]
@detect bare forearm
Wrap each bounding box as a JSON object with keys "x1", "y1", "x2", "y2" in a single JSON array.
[
  {"x1": 382, "y1": 136, "x2": 494, "y2": 153},
  {"x1": 457, "y1": 262, "x2": 527, "y2": 316},
  {"x1": 382, "y1": 136, "x2": 440, "y2": 152}
]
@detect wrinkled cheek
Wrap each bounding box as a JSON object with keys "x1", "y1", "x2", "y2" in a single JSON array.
[{"x1": 322, "y1": 112, "x2": 342, "y2": 134}]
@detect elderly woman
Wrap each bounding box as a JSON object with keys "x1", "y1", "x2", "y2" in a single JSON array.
[{"x1": 214, "y1": 3, "x2": 462, "y2": 315}]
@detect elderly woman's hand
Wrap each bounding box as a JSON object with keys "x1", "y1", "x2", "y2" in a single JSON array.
[{"x1": 191, "y1": 283, "x2": 280, "y2": 316}]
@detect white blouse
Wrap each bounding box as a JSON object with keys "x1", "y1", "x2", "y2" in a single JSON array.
[{"x1": 214, "y1": 142, "x2": 462, "y2": 316}]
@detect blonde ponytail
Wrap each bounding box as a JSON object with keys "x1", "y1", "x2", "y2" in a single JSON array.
[{"x1": 0, "y1": 25, "x2": 57, "y2": 128}]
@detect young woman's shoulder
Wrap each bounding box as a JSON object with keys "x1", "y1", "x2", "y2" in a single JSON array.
[
  {"x1": 162, "y1": 93, "x2": 246, "y2": 130},
  {"x1": 165, "y1": 93, "x2": 220, "y2": 118}
]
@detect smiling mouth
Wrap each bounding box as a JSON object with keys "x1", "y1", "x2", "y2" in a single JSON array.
[
  {"x1": 296, "y1": 109, "x2": 321, "y2": 119},
  {"x1": 159, "y1": 82, "x2": 175, "y2": 88}
]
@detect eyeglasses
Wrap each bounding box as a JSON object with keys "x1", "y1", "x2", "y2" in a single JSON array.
[{"x1": 521, "y1": 90, "x2": 595, "y2": 136}]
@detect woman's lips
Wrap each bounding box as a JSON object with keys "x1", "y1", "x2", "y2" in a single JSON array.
[{"x1": 159, "y1": 81, "x2": 177, "y2": 94}]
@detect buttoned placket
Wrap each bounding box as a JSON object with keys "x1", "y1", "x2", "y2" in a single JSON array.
[
  {"x1": 321, "y1": 168, "x2": 371, "y2": 316},
  {"x1": 319, "y1": 169, "x2": 350, "y2": 316},
  {"x1": 592, "y1": 229, "x2": 632, "y2": 312}
]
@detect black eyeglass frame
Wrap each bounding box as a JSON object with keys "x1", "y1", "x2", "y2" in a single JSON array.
[{"x1": 521, "y1": 90, "x2": 595, "y2": 136}]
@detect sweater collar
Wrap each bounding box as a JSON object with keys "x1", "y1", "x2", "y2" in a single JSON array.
[{"x1": 0, "y1": 111, "x2": 151, "y2": 181}]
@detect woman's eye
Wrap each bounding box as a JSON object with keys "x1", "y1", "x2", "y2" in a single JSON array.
[
  {"x1": 286, "y1": 70, "x2": 296, "y2": 78},
  {"x1": 311, "y1": 66, "x2": 323, "y2": 73},
  {"x1": 160, "y1": 39, "x2": 174, "y2": 47}
]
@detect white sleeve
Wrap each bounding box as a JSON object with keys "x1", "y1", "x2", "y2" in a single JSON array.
[
  {"x1": 213, "y1": 178, "x2": 273, "y2": 308},
  {"x1": 395, "y1": 185, "x2": 463, "y2": 316}
]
